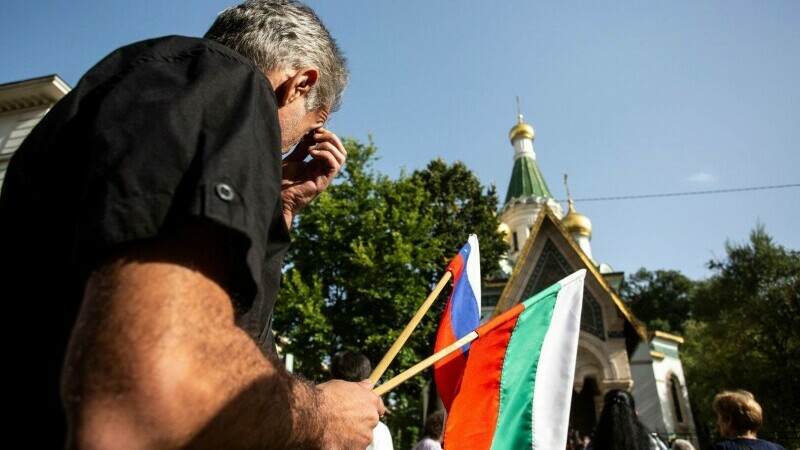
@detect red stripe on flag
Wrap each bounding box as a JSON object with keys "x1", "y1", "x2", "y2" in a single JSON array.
[
  {"x1": 433, "y1": 299, "x2": 462, "y2": 408},
  {"x1": 443, "y1": 304, "x2": 525, "y2": 449},
  {"x1": 434, "y1": 251, "x2": 469, "y2": 410},
  {"x1": 476, "y1": 303, "x2": 526, "y2": 336},
  {"x1": 446, "y1": 252, "x2": 465, "y2": 278}
]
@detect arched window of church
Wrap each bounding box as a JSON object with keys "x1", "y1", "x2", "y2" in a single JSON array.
[
  {"x1": 512, "y1": 232, "x2": 519, "y2": 252},
  {"x1": 580, "y1": 291, "x2": 605, "y2": 340},
  {"x1": 669, "y1": 375, "x2": 684, "y2": 423}
]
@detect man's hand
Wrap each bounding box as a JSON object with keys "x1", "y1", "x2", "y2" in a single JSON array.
[
  {"x1": 281, "y1": 128, "x2": 346, "y2": 228},
  {"x1": 316, "y1": 380, "x2": 386, "y2": 450}
]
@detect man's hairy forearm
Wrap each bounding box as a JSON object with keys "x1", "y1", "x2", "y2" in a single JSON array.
[
  {"x1": 185, "y1": 358, "x2": 327, "y2": 449},
  {"x1": 62, "y1": 226, "x2": 327, "y2": 449}
]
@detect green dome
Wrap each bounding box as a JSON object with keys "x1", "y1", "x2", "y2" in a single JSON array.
[{"x1": 504, "y1": 155, "x2": 553, "y2": 204}]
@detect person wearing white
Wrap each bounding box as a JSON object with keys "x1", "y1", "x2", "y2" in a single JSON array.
[
  {"x1": 411, "y1": 436, "x2": 442, "y2": 450},
  {"x1": 411, "y1": 411, "x2": 445, "y2": 450},
  {"x1": 368, "y1": 420, "x2": 394, "y2": 450},
  {"x1": 330, "y1": 351, "x2": 395, "y2": 450}
]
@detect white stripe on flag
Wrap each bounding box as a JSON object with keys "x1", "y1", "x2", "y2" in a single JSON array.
[
  {"x1": 466, "y1": 234, "x2": 481, "y2": 310},
  {"x1": 531, "y1": 269, "x2": 586, "y2": 450}
]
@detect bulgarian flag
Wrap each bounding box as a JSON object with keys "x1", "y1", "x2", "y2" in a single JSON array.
[
  {"x1": 433, "y1": 234, "x2": 481, "y2": 411},
  {"x1": 443, "y1": 269, "x2": 585, "y2": 450}
]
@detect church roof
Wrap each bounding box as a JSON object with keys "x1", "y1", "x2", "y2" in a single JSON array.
[
  {"x1": 504, "y1": 154, "x2": 554, "y2": 203},
  {"x1": 494, "y1": 206, "x2": 648, "y2": 342}
]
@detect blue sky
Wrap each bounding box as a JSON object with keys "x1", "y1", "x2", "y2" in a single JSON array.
[{"x1": 3, "y1": 1, "x2": 798, "y2": 280}]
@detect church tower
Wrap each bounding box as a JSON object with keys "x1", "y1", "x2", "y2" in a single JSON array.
[
  {"x1": 489, "y1": 107, "x2": 697, "y2": 446},
  {"x1": 498, "y1": 112, "x2": 563, "y2": 265}
]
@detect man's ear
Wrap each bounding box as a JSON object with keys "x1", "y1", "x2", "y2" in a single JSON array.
[{"x1": 275, "y1": 67, "x2": 319, "y2": 107}]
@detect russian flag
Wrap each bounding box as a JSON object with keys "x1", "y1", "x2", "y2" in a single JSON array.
[{"x1": 434, "y1": 234, "x2": 481, "y2": 411}]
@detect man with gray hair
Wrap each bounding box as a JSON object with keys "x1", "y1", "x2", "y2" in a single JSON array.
[{"x1": 0, "y1": 1, "x2": 384, "y2": 448}]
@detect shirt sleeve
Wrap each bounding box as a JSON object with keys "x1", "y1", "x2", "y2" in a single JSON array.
[{"x1": 73, "y1": 41, "x2": 283, "y2": 306}]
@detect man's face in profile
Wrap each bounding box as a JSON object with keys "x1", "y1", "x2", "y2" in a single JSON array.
[{"x1": 278, "y1": 96, "x2": 329, "y2": 153}]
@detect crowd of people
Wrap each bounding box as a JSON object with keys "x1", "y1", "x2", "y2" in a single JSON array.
[
  {"x1": 388, "y1": 386, "x2": 787, "y2": 450},
  {"x1": 325, "y1": 370, "x2": 788, "y2": 450},
  {"x1": 566, "y1": 388, "x2": 787, "y2": 450}
]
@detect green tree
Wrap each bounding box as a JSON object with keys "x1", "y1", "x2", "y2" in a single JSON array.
[
  {"x1": 410, "y1": 158, "x2": 507, "y2": 282},
  {"x1": 620, "y1": 268, "x2": 695, "y2": 333},
  {"x1": 274, "y1": 138, "x2": 505, "y2": 449},
  {"x1": 682, "y1": 226, "x2": 800, "y2": 448}
]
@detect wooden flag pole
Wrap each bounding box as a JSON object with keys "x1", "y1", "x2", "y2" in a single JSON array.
[
  {"x1": 368, "y1": 271, "x2": 453, "y2": 385},
  {"x1": 374, "y1": 331, "x2": 477, "y2": 396},
  {"x1": 373, "y1": 302, "x2": 526, "y2": 395}
]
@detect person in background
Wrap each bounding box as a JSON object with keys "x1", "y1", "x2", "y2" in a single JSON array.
[
  {"x1": 0, "y1": 1, "x2": 384, "y2": 448},
  {"x1": 331, "y1": 351, "x2": 394, "y2": 450},
  {"x1": 412, "y1": 410, "x2": 445, "y2": 450},
  {"x1": 567, "y1": 426, "x2": 581, "y2": 450},
  {"x1": 708, "y1": 390, "x2": 787, "y2": 450},
  {"x1": 567, "y1": 426, "x2": 588, "y2": 450},
  {"x1": 671, "y1": 439, "x2": 697, "y2": 450},
  {"x1": 588, "y1": 389, "x2": 668, "y2": 450}
]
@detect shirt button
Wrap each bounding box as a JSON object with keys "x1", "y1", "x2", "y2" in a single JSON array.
[{"x1": 215, "y1": 183, "x2": 235, "y2": 201}]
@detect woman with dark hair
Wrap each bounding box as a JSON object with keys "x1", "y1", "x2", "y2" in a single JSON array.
[{"x1": 589, "y1": 389, "x2": 668, "y2": 450}]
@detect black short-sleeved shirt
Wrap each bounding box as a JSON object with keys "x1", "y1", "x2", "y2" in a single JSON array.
[{"x1": 0, "y1": 36, "x2": 290, "y2": 443}]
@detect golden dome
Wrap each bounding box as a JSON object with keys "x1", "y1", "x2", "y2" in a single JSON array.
[
  {"x1": 561, "y1": 199, "x2": 592, "y2": 237},
  {"x1": 497, "y1": 222, "x2": 511, "y2": 244},
  {"x1": 509, "y1": 113, "x2": 534, "y2": 142}
]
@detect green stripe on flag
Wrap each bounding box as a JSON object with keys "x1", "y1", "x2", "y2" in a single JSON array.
[{"x1": 490, "y1": 281, "x2": 562, "y2": 450}]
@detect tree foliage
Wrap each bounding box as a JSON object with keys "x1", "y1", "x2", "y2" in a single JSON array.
[
  {"x1": 620, "y1": 268, "x2": 695, "y2": 334},
  {"x1": 682, "y1": 226, "x2": 800, "y2": 447},
  {"x1": 273, "y1": 138, "x2": 505, "y2": 449},
  {"x1": 409, "y1": 158, "x2": 507, "y2": 282}
]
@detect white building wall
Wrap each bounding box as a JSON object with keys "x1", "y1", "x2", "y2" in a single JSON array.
[
  {"x1": 0, "y1": 107, "x2": 49, "y2": 188},
  {"x1": 650, "y1": 338, "x2": 698, "y2": 445},
  {"x1": 630, "y1": 341, "x2": 667, "y2": 436},
  {"x1": 500, "y1": 202, "x2": 539, "y2": 259},
  {"x1": 500, "y1": 198, "x2": 564, "y2": 263},
  {"x1": 631, "y1": 337, "x2": 699, "y2": 447},
  {"x1": 0, "y1": 75, "x2": 70, "y2": 190}
]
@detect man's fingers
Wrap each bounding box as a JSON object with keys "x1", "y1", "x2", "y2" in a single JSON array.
[
  {"x1": 284, "y1": 131, "x2": 318, "y2": 161},
  {"x1": 316, "y1": 379, "x2": 387, "y2": 448},
  {"x1": 320, "y1": 129, "x2": 346, "y2": 156},
  {"x1": 313, "y1": 128, "x2": 347, "y2": 157},
  {"x1": 285, "y1": 129, "x2": 345, "y2": 163},
  {"x1": 360, "y1": 380, "x2": 386, "y2": 417},
  {"x1": 309, "y1": 141, "x2": 346, "y2": 167},
  {"x1": 377, "y1": 398, "x2": 386, "y2": 417}
]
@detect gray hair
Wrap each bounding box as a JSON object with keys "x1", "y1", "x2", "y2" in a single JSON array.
[{"x1": 205, "y1": 0, "x2": 348, "y2": 112}]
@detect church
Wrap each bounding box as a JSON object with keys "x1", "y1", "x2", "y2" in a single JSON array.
[{"x1": 483, "y1": 112, "x2": 698, "y2": 444}]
